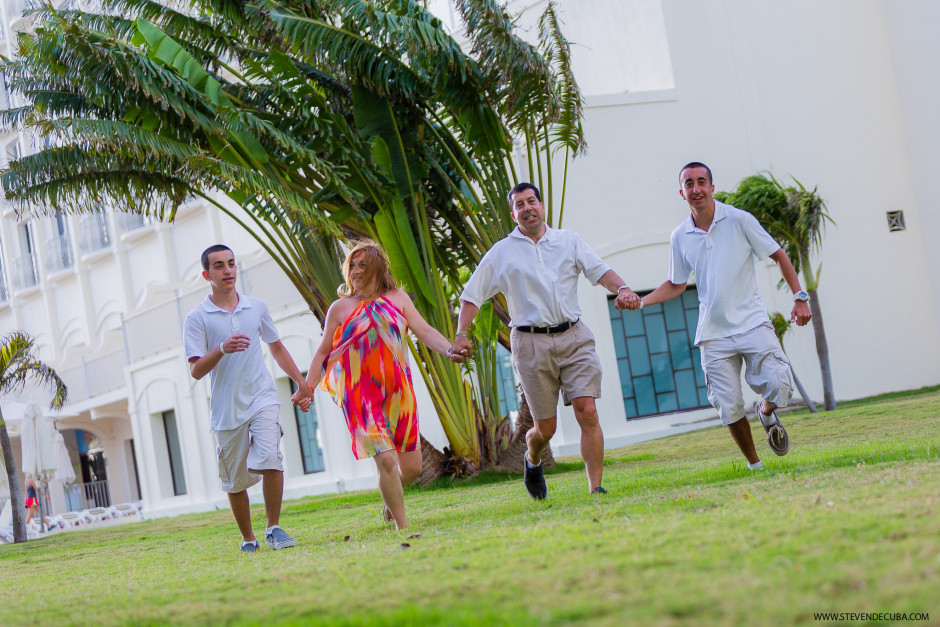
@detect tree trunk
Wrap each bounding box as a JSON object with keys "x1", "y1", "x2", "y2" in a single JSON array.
[
  {"x1": 791, "y1": 367, "x2": 818, "y2": 413},
  {"x1": 808, "y1": 288, "x2": 836, "y2": 410},
  {"x1": 414, "y1": 435, "x2": 447, "y2": 487},
  {"x1": 496, "y1": 393, "x2": 555, "y2": 472},
  {"x1": 0, "y1": 411, "x2": 27, "y2": 543}
]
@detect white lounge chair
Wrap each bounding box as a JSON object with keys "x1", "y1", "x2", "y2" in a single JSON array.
[
  {"x1": 57, "y1": 512, "x2": 84, "y2": 528},
  {"x1": 111, "y1": 503, "x2": 137, "y2": 517},
  {"x1": 85, "y1": 508, "x2": 109, "y2": 522}
]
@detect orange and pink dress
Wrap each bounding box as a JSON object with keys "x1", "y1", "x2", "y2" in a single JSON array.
[{"x1": 321, "y1": 295, "x2": 420, "y2": 459}]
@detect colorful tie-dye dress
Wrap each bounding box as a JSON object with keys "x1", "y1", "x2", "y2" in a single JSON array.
[{"x1": 321, "y1": 295, "x2": 420, "y2": 460}]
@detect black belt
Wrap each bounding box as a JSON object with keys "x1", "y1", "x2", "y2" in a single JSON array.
[{"x1": 515, "y1": 319, "x2": 578, "y2": 334}]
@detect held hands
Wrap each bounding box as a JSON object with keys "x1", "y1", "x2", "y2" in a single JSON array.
[
  {"x1": 791, "y1": 301, "x2": 812, "y2": 326},
  {"x1": 290, "y1": 381, "x2": 314, "y2": 412},
  {"x1": 448, "y1": 335, "x2": 473, "y2": 363},
  {"x1": 614, "y1": 288, "x2": 643, "y2": 311},
  {"x1": 220, "y1": 334, "x2": 251, "y2": 354}
]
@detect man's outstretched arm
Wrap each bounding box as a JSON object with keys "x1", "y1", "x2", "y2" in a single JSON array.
[
  {"x1": 624, "y1": 280, "x2": 688, "y2": 311},
  {"x1": 596, "y1": 269, "x2": 641, "y2": 310},
  {"x1": 769, "y1": 248, "x2": 811, "y2": 326}
]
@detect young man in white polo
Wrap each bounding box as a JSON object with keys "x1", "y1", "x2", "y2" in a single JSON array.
[
  {"x1": 452, "y1": 183, "x2": 640, "y2": 499},
  {"x1": 184, "y1": 245, "x2": 313, "y2": 552},
  {"x1": 627, "y1": 162, "x2": 812, "y2": 469}
]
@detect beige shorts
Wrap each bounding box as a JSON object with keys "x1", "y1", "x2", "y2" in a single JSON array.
[
  {"x1": 214, "y1": 404, "x2": 283, "y2": 493},
  {"x1": 699, "y1": 322, "x2": 794, "y2": 426},
  {"x1": 510, "y1": 321, "x2": 602, "y2": 421}
]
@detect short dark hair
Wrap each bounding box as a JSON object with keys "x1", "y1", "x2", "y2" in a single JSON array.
[
  {"x1": 679, "y1": 162, "x2": 713, "y2": 184},
  {"x1": 507, "y1": 182, "x2": 541, "y2": 206},
  {"x1": 201, "y1": 244, "x2": 232, "y2": 271}
]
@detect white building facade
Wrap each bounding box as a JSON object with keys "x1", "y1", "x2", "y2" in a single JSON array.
[{"x1": 1, "y1": 0, "x2": 938, "y2": 518}]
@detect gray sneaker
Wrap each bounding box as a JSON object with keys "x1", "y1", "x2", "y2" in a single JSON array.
[
  {"x1": 761, "y1": 411, "x2": 790, "y2": 456},
  {"x1": 265, "y1": 526, "x2": 296, "y2": 549},
  {"x1": 240, "y1": 540, "x2": 259, "y2": 553}
]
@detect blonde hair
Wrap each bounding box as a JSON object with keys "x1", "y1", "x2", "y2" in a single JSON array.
[{"x1": 337, "y1": 240, "x2": 398, "y2": 298}]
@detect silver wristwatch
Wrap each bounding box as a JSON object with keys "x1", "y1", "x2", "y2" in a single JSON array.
[{"x1": 793, "y1": 290, "x2": 810, "y2": 302}]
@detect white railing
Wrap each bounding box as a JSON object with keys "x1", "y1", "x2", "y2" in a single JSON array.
[
  {"x1": 115, "y1": 211, "x2": 152, "y2": 232},
  {"x1": 58, "y1": 349, "x2": 125, "y2": 403},
  {"x1": 44, "y1": 234, "x2": 74, "y2": 272},
  {"x1": 122, "y1": 259, "x2": 307, "y2": 362},
  {"x1": 64, "y1": 480, "x2": 111, "y2": 510},
  {"x1": 123, "y1": 299, "x2": 185, "y2": 362},
  {"x1": 11, "y1": 254, "x2": 37, "y2": 289},
  {"x1": 78, "y1": 212, "x2": 110, "y2": 253},
  {"x1": 238, "y1": 257, "x2": 305, "y2": 312},
  {"x1": 0, "y1": 272, "x2": 7, "y2": 302}
]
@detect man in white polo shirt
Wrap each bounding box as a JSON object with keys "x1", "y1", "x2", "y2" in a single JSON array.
[
  {"x1": 627, "y1": 162, "x2": 812, "y2": 470},
  {"x1": 452, "y1": 183, "x2": 640, "y2": 499},
  {"x1": 184, "y1": 244, "x2": 313, "y2": 552}
]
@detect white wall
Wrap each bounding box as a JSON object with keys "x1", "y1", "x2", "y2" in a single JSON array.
[{"x1": 882, "y1": 0, "x2": 940, "y2": 342}]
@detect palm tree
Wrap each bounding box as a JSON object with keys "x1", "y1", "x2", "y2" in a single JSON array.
[
  {"x1": 0, "y1": 0, "x2": 584, "y2": 472},
  {"x1": 715, "y1": 173, "x2": 837, "y2": 410},
  {"x1": 768, "y1": 311, "x2": 817, "y2": 413},
  {"x1": 0, "y1": 331, "x2": 68, "y2": 543}
]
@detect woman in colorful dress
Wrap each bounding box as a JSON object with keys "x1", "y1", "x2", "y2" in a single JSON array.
[{"x1": 306, "y1": 241, "x2": 464, "y2": 530}]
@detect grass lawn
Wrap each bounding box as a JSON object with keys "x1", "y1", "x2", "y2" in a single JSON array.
[{"x1": 2, "y1": 386, "x2": 938, "y2": 626}]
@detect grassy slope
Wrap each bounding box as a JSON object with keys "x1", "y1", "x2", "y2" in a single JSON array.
[{"x1": 1, "y1": 387, "x2": 938, "y2": 626}]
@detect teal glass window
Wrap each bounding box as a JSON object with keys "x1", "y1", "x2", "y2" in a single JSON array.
[
  {"x1": 290, "y1": 380, "x2": 325, "y2": 474},
  {"x1": 496, "y1": 344, "x2": 519, "y2": 416},
  {"x1": 608, "y1": 287, "x2": 710, "y2": 419}
]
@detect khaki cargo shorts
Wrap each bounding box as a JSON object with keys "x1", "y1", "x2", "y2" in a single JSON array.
[
  {"x1": 699, "y1": 322, "x2": 794, "y2": 426},
  {"x1": 213, "y1": 404, "x2": 283, "y2": 493},
  {"x1": 510, "y1": 321, "x2": 602, "y2": 421}
]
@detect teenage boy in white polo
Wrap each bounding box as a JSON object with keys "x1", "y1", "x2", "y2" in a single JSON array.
[
  {"x1": 184, "y1": 244, "x2": 313, "y2": 552},
  {"x1": 452, "y1": 183, "x2": 640, "y2": 499},
  {"x1": 624, "y1": 162, "x2": 812, "y2": 470}
]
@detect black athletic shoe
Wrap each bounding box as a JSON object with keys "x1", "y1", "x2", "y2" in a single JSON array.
[
  {"x1": 591, "y1": 486, "x2": 608, "y2": 495},
  {"x1": 523, "y1": 457, "x2": 547, "y2": 500}
]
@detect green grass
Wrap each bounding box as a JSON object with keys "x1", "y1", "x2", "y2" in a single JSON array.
[{"x1": 3, "y1": 386, "x2": 939, "y2": 626}]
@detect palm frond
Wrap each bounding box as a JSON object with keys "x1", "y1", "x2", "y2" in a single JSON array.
[
  {"x1": 0, "y1": 331, "x2": 68, "y2": 409},
  {"x1": 538, "y1": 1, "x2": 585, "y2": 156}
]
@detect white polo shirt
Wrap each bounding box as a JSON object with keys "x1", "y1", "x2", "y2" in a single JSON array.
[
  {"x1": 183, "y1": 293, "x2": 280, "y2": 431},
  {"x1": 460, "y1": 225, "x2": 611, "y2": 327},
  {"x1": 668, "y1": 201, "x2": 781, "y2": 345}
]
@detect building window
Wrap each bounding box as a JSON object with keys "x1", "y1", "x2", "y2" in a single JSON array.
[
  {"x1": 12, "y1": 221, "x2": 38, "y2": 289},
  {"x1": 116, "y1": 210, "x2": 154, "y2": 232},
  {"x1": 45, "y1": 210, "x2": 74, "y2": 272},
  {"x1": 78, "y1": 210, "x2": 111, "y2": 253},
  {"x1": 608, "y1": 288, "x2": 710, "y2": 419},
  {"x1": 495, "y1": 344, "x2": 519, "y2": 417},
  {"x1": 162, "y1": 410, "x2": 187, "y2": 496},
  {"x1": 0, "y1": 239, "x2": 8, "y2": 302},
  {"x1": 0, "y1": 77, "x2": 9, "y2": 112},
  {"x1": 290, "y1": 380, "x2": 325, "y2": 474},
  {"x1": 127, "y1": 439, "x2": 142, "y2": 502},
  {"x1": 6, "y1": 138, "x2": 20, "y2": 163}
]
